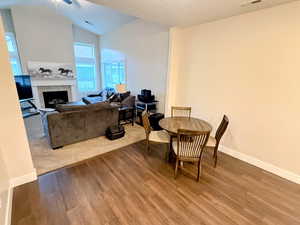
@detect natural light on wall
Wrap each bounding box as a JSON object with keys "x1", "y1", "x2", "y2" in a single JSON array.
[
  {"x1": 5, "y1": 32, "x2": 22, "y2": 75},
  {"x1": 101, "y1": 49, "x2": 126, "y2": 89},
  {"x1": 74, "y1": 42, "x2": 97, "y2": 92}
]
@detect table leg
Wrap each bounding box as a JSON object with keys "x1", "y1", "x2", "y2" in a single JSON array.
[{"x1": 165, "y1": 144, "x2": 169, "y2": 161}]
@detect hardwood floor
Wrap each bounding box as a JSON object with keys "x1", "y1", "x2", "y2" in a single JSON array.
[{"x1": 12, "y1": 141, "x2": 300, "y2": 225}]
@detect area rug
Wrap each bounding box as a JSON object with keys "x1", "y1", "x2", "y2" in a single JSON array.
[{"x1": 24, "y1": 115, "x2": 145, "y2": 175}]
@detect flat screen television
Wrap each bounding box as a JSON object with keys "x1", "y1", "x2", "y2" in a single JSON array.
[{"x1": 14, "y1": 75, "x2": 33, "y2": 100}]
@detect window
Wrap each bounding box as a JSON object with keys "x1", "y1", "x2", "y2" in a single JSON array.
[
  {"x1": 74, "y1": 42, "x2": 97, "y2": 92},
  {"x1": 5, "y1": 32, "x2": 22, "y2": 75},
  {"x1": 102, "y1": 61, "x2": 126, "y2": 89}
]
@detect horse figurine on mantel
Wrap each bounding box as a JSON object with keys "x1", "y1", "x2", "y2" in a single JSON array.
[{"x1": 58, "y1": 68, "x2": 73, "y2": 76}]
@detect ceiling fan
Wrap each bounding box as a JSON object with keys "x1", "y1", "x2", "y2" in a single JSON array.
[{"x1": 61, "y1": 0, "x2": 81, "y2": 8}]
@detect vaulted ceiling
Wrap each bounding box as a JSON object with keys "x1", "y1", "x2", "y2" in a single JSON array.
[
  {"x1": 0, "y1": 0, "x2": 136, "y2": 35},
  {"x1": 88, "y1": 0, "x2": 298, "y2": 26},
  {"x1": 0, "y1": 0, "x2": 298, "y2": 35}
]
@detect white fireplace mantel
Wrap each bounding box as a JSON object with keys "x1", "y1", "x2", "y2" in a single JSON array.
[{"x1": 31, "y1": 78, "x2": 78, "y2": 109}]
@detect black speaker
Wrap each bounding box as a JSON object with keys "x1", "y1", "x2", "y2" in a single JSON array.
[
  {"x1": 141, "y1": 89, "x2": 151, "y2": 97},
  {"x1": 138, "y1": 89, "x2": 155, "y2": 103}
]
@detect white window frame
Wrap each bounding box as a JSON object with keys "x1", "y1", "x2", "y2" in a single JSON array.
[
  {"x1": 74, "y1": 42, "x2": 98, "y2": 92},
  {"x1": 101, "y1": 60, "x2": 127, "y2": 89},
  {"x1": 5, "y1": 32, "x2": 22, "y2": 75}
]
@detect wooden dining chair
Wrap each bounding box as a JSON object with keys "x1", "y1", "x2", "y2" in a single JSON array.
[
  {"x1": 206, "y1": 115, "x2": 229, "y2": 167},
  {"x1": 171, "y1": 106, "x2": 192, "y2": 118},
  {"x1": 172, "y1": 129, "x2": 210, "y2": 181},
  {"x1": 142, "y1": 111, "x2": 170, "y2": 155},
  {"x1": 170, "y1": 106, "x2": 192, "y2": 149}
]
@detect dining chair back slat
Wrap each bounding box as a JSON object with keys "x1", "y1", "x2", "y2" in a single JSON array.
[
  {"x1": 215, "y1": 115, "x2": 229, "y2": 146},
  {"x1": 171, "y1": 106, "x2": 192, "y2": 118},
  {"x1": 176, "y1": 129, "x2": 210, "y2": 158},
  {"x1": 207, "y1": 115, "x2": 229, "y2": 168},
  {"x1": 173, "y1": 129, "x2": 210, "y2": 181}
]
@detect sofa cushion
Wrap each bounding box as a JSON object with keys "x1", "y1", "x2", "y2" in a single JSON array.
[
  {"x1": 109, "y1": 93, "x2": 122, "y2": 103},
  {"x1": 82, "y1": 96, "x2": 104, "y2": 105},
  {"x1": 56, "y1": 103, "x2": 89, "y2": 112},
  {"x1": 88, "y1": 101, "x2": 111, "y2": 110},
  {"x1": 106, "y1": 89, "x2": 115, "y2": 98},
  {"x1": 102, "y1": 88, "x2": 115, "y2": 98}
]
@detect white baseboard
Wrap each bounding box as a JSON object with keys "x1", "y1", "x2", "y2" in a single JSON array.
[
  {"x1": 4, "y1": 186, "x2": 13, "y2": 225},
  {"x1": 9, "y1": 169, "x2": 37, "y2": 188},
  {"x1": 219, "y1": 145, "x2": 300, "y2": 185}
]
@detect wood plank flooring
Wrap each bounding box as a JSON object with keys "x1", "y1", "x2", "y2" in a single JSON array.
[{"x1": 12, "y1": 141, "x2": 300, "y2": 225}]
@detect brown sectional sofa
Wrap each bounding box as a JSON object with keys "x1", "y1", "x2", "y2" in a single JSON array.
[{"x1": 42, "y1": 102, "x2": 119, "y2": 149}]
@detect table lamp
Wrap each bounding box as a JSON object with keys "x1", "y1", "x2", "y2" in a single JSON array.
[{"x1": 116, "y1": 83, "x2": 126, "y2": 93}]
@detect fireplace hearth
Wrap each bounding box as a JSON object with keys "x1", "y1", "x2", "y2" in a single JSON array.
[{"x1": 43, "y1": 91, "x2": 68, "y2": 108}]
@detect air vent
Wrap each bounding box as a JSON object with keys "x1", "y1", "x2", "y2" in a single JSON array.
[{"x1": 241, "y1": 0, "x2": 263, "y2": 7}]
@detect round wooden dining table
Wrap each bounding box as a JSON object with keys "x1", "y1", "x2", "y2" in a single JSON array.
[{"x1": 159, "y1": 116, "x2": 213, "y2": 134}]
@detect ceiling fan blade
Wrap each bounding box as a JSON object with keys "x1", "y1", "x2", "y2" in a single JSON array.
[
  {"x1": 62, "y1": 0, "x2": 81, "y2": 8},
  {"x1": 62, "y1": 0, "x2": 73, "y2": 4}
]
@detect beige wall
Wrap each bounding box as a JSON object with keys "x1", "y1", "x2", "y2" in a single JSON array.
[
  {"x1": 11, "y1": 5, "x2": 75, "y2": 74},
  {"x1": 101, "y1": 19, "x2": 169, "y2": 113},
  {"x1": 0, "y1": 17, "x2": 35, "y2": 178},
  {"x1": 169, "y1": 1, "x2": 300, "y2": 175},
  {"x1": 0, "y1": 16, "x2": 35, "y2": 223},
  {"x1": 0, "y1": 148, "x2": 9, "y2": 225}
]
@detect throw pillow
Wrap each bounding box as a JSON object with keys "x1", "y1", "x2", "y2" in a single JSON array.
[
  {"x1": 107, "y1": 93, "x2": 116, "y2": 103},
  {"x1": 109, "y1": 93, "x2": 122, "y2": 103},
  {"x1": 120, "y1": 91, "x2": 131, "y2": 101},
  {"x1": 105, "y1": 87, "x2": 115, "y2": 98}
]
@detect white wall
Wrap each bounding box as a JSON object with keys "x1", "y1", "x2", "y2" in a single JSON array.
[
  {"x1": 165, "y1": 27, "x2": 182, "y2": 116},
  {"x1": 73, "y1": 25, "x2": 102, "y2": 98},
  {"x1": 167, "y1": 1, "x2": 300, "y2": 178},
  {"x1": 10, "y1": 6, "x2": 105, "y2": 101},
  {"x1": 0, "y1": 9, "x2": 15, "y2": 33},
  {"x1": 11, "y1": 5, "x2": 75, "y2": 74},
  {"x1": 101, "y1": 19, "x2": 169, "y2": 113}
]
